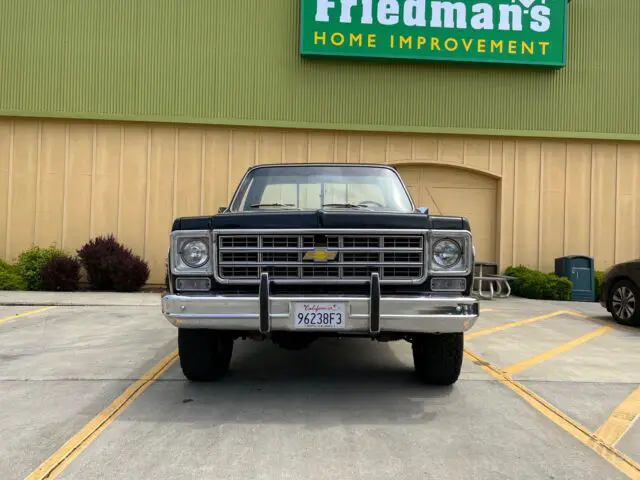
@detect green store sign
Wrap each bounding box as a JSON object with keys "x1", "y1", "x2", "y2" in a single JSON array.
[{"x1": 300, "y1": 0, "x2": 569, "y2": 67}]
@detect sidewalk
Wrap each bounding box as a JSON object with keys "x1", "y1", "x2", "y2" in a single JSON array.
[{"x1": 0, "y1": 291, "x2": 162, "y2": 307}]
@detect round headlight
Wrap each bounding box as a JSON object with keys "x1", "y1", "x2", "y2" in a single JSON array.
[
  {"x1": 180, "y1": 239, "x2": 209, "y2": 268},
  {"x1": 432, "y1": 239, "x2": 462, "y2": 268}
]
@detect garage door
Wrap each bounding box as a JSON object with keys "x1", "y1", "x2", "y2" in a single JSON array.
[{"x1": 397, "y1": 165, "x2": 498, "y2": 263}]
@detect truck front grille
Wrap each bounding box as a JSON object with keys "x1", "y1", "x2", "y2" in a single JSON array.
[{"x1": 215, "y1": 231, "x2": 426, "y2": 283}]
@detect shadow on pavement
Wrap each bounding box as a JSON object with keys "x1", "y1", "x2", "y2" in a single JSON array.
[{"x1": 141, "y1": 338, "x2": 460, "y2": 426}]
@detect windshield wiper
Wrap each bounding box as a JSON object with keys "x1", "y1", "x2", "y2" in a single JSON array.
[
  {"x1": 249, "y1": 203, "x2": 296, "y2": 208},
  {"x1": 321, "y1": 203, "x2": 369, "y2": 209}
]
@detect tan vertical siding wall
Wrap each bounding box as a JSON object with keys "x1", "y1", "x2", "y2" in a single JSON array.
[{"x1": 1, "y1": 117, "x2": 639, "y2": 284}]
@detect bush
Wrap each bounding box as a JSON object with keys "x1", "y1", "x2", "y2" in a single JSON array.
[
  {"x1": 550, "y1": 274, "x2": 573, "y2": 301},
  {"x1": 109, "y1": 254, "x2": 150, "y2": 292},
  {"x1": 77, "y1": 235, "x2": 122, "y2": 290},
  {"x1": 16, "y1": 245, "x2": 67, "y2": 290},
  {"x1": 77, "y1": 235, "x2": 150, "y2": 292},
  {"x1": 40, "y1": 255, "x2": 81, "y2": 291},
  {"x1": 504, "y1": 265, "x2": 573, "y2": 301},
  {"x1": 0, "y1": 260, "x2": 27, "y2": 291},
  {"x1": 594, "y1": 270, "x2": 605, "y2": 302}
]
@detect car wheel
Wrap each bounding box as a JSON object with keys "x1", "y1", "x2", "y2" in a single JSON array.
[
  {"x1": 412, "y1": 333, "x2": 463, "y2": 386},
  {"x1": 178, "y1": 329, "x2": 234, "y2": 381},
  {"x1": 608, "y1": 279, "x2": 640, "y2": 327}
]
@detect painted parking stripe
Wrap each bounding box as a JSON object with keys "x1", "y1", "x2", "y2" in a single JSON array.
[
  {"x1": 0, "y1": 306, "x2": 56, "y2": 326},
  {"x1": 26, "y1": 350, "x2": 178, "y2": 480},
  {"x1": 564, "y1": 310, "x2": 638, "y2": 334},
  {"x1": 503, "y1": 325, "x2": 613, "y2": 375},
  {"x1": 466, "y1": 310, "x2": 570, "y2": 339},
  {"x1": 464, "y1": 349, "x2": 640, "y2": 479},
  {"x1": 596, "y1": 386, "x2": 640, "y2": 447}
]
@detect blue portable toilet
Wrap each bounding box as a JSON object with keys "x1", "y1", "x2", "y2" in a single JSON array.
[{"x1": 554, "y1": 256, "x2": 596, "y2": 302}]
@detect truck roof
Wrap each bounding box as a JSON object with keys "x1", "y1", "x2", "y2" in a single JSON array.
[{"x1": 244, "y1": 163, "x2": 398, "y2": 172}]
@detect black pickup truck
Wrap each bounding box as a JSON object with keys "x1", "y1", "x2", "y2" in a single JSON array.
[{"x1": 162, "y1": 163, "x2": 479, "y2": 385}]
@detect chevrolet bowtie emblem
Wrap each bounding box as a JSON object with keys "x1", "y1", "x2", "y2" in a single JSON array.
[{"x1": 303, "y1": 248, "x2": 337, "y2": 262}]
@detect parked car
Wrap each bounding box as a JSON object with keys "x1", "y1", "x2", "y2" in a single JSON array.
[
  {"x1": 162, "y1": 163, "x2": 480, "y2": 385},
  {"x1": 600, "y1": 259, "x2": 640, "y2": 327}
]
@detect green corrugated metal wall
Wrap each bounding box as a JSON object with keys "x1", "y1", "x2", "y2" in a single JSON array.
[{"x1": 1, "y1": 0, "x2": 638, "y2": 140}]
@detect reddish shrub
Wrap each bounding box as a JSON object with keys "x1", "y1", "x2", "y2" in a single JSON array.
[
  {"x1": 77, "y1": 235, "x2": 123, "y2": 290},
  {"x1": 40, "y1": 256, "x2": 81, "y2": 291},
  {"x1": 110, "y1": 251, "x2": 150, "y2": 292},
  {"x1": 77, "y1": 235, "x2": 150, "y2": 292}
]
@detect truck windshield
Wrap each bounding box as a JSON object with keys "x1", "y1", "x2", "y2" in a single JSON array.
[{"x1": 229, "y1": 165, "x2": 414, "y2": 213}]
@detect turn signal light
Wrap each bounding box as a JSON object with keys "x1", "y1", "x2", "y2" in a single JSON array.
[
  {"x1": 176, "y1": 277, "x2": 211, "y2": 291},
  {"x1": 430, "y1": 277, "x2": 466, "y2": 291}
]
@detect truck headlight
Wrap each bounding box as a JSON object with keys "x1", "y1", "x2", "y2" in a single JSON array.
[
  {"x1": 432, "y1": 238, "x2": 462, "y2": 268},
  {"x1": 180, "y1": 239, "x2": 209, "y2": 268}
]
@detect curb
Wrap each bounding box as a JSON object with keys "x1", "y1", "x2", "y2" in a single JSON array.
[
  {"x1": 0, "y1": 292, "x2": 162, "y2": 308},
  {"x1": 0, "y1": 302, "x2": 160, "y2": 307}
]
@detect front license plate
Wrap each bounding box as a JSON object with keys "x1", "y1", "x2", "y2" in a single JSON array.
[{"x1": 293, "y1": 302, "x2": 346, "y2": 329}]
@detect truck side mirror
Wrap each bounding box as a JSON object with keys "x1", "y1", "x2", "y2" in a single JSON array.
[{"x1": 218, "y1": 206, "x2": 226, "y2": 213}]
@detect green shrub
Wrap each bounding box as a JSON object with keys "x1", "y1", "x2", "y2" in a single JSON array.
[
  {"x1": 0, "y1": 260, "x2": 27, "y2": 291},
  {"x1": 16, "y1": 245, "x2": 67, "y2": 291},
  {"x1": 551, "y1": 274, "x2": 573, "y2": 301},
  {"x1": 504, "y1": 265, "x2": 532, "y2": 279},
  {"x1": 504, "y1": 265, "x2": 573, "y2": 301},
  {"x1": 594, "y1": 270, "x2": 605, "y2": 302}
]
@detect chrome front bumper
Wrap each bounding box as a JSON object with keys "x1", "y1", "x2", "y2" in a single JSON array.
[{"x1": 162, "y1": 275, "x2": 479, "y2": 334}]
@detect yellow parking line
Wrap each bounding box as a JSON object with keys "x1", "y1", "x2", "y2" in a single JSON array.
[
  {"x1": 596, "y1": 386, "x2": 640, "y2": 447},
  {"x1": 503, "y1": 325, "x2": 613, "y2": 375},
  {"x1": 566, "y1": 310, "x2": 638, "y2": 334},
  {"x1": 466, "y1": 310, "x2": 570, "y2": 339},
  {"x1": 464, "y1": 349, "x2": 640, "y2": 479},
  {"x1": 26, "y1": 350, "x2": 179, "y2": 480},
  {"x1": 0, "y1": 306, "x2": 56, "y2": 326},
  {"x1": 479, "y1": 308, "x2": 493, "y2": 312}
]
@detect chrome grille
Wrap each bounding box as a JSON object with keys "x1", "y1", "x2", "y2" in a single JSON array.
[{"x1": 215, "y1": 231, "x2": 426, "y2": 283}]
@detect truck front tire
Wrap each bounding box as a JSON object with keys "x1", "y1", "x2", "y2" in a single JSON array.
[
  {"x1": 178, "y1": 329, "x2": 234, "y2": 382},
  {"x1": 412, "y1": 333, "x2": 464, "y2": 386}
]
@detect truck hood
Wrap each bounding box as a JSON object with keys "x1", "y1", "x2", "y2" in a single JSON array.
[{"x1": 172, "y1": 210, "x2": 470, "y2": 231}]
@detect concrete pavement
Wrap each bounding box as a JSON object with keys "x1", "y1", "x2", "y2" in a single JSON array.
[{"x1": 0, "y1": 294, "x2": 638, "y2": 479}]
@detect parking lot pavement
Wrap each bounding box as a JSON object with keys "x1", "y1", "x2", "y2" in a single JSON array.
[
  {"x1": 466, "y1": 300, "x2": 640, "y2": 475},
  {"x1": 0, "y1": 305, "x2": 176, "y2": 480},
  {"x1": 0, "y1": 305, "x2": 57, "y2": 326},
  {"x1": 0, "y1": 296, "x2": 638, "y2": 479}
]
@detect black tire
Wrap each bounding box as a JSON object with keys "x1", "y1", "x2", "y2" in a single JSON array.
[
  {"x1": 608, "y1": 279, "x2": 640, "y2": 327},
  {"x1": 412, "y1": 333, "x2": 463, "y2": 386},
  {"x1": 178, "y1": 329, "x2": 234, "y2": 381}
]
